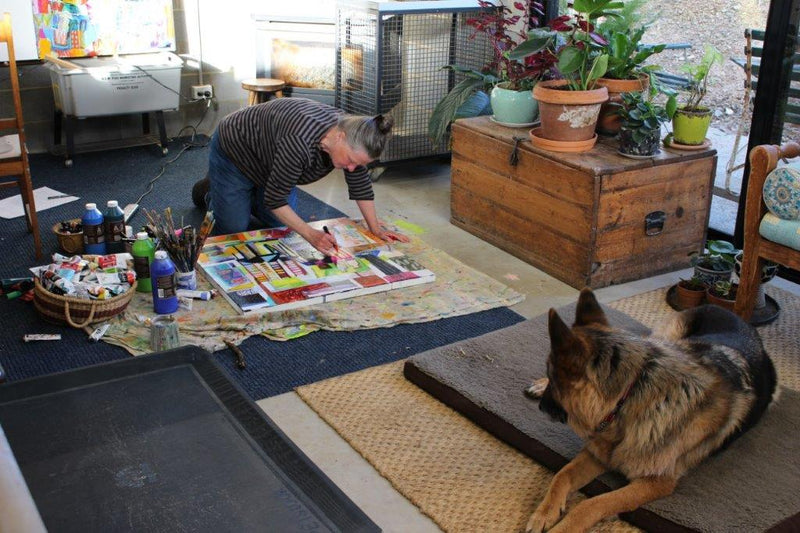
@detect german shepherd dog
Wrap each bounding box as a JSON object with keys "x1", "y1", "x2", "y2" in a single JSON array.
[{"x1": 525, "y1": 288, "x2": 777, "y2": 533}]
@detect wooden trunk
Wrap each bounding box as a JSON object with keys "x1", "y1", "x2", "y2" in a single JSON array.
[{"x1": 450, "y1": 116, "x2": 716, "y2": 289}]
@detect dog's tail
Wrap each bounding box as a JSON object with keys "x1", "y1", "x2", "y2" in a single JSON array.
[{"x1": 673, "y1": 305, "x2": 778, "y2": 449}]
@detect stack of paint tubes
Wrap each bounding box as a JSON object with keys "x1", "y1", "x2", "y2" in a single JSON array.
[{"x1": 36, "y1": 253, "x2": 137, "y2": 300}]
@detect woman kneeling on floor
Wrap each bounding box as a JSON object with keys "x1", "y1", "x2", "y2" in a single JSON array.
[{"x1": 192, "y1": 97, "x2": 408, "y2": 255}]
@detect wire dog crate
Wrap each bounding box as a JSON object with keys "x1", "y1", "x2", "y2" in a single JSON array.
[{"x1": 336, "y1": 0, "x2": 495, "y2": 166}]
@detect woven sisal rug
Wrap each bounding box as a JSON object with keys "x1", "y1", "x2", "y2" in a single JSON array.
[{"x1": 296, "y1": 285, "x2": 800, "y2": 532}]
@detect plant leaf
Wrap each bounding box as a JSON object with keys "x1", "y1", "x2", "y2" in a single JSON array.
[{"x1": 428, "y1": 78, "x2": 489, "y2": 149}]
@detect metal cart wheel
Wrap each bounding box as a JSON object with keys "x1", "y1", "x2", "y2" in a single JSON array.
[
  {"x1": 64, "y1": 159, "x2": 73, "y2": 168},
  {"x1": 161, "y1": 146, "x2": 169, "y2": 156}
]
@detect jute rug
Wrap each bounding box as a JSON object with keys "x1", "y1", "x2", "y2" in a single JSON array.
[{"x1": 295, "y1": 285, "x2": 800, "y2": 532}]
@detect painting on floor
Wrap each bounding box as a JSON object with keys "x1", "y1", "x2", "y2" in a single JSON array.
[{"x1": 197, "y1": 218, "x2": 435, "y2": 314}]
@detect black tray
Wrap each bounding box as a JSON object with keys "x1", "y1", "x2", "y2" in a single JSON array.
[{"x1": 666, "y1": 284, "x2": 780, "y2": 326}]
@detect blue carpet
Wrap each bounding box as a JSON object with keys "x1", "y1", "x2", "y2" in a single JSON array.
[{"x1": 0, "y1": 137, "x2": 524, "y2": 399}]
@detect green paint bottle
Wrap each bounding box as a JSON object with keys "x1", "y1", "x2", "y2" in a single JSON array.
[{"x1": 131, "y1": 232, "x2": 155, "y2": 292}]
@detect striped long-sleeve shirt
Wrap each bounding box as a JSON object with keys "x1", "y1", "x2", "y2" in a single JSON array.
[{"x1": 217, "y1": 98, "x2": 374, "y2": 210}]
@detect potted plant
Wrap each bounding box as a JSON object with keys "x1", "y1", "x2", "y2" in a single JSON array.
[
  {"x1": 706, "y1": 279, "x2": 738, "y2": 311},
  {"x1": 509, "y1": 0, "x2": 622, "y2": 149},
  {"x1": 595, "y1": 26, "x2": 667, "y2": 134},
  {"x1": 665, "y1": 44, "x2": 724, "y2": 147},
  {"x1": 616, "y1": 87, "x2": 670, "y2": 157},
  {"x1": 428, "y1": 0, "x2": 555, "y2": 148},
  {"x1": 675, "y1": 275, "x2": 706, "y2": 309},
  {"x1": 689, "y1": 239, "x2": 738, "y2": 287}
]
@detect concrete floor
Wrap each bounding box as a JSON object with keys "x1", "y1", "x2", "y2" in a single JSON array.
[{"x1": 256, "y1": 159, "x2": 800, "y2": 532}]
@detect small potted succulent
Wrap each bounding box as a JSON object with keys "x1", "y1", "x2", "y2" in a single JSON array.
[
  {"x1": 689, "y1": 239, "x2": 738, "y2": 287},
  {"x1": 675, "y1": 275, "x2": 707, "y2": 309},
  {"x1": 665, "y1": 44, "x2": 724, "y2": 147},
  {"x1": 616, "y1": 88, "x2": 671, "y2": 157},
  {"x1": 706, "y1": 279, "x2": 738, "y2": 311}
]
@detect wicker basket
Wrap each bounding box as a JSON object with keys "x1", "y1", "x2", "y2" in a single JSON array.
[
  {"x1": 34, "y1": 278, "x2": 137, "y2": 328},
  {"x1": 52, "y1": 219, "x2": 84, "y2": 255}
]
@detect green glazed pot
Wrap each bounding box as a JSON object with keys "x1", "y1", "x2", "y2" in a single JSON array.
[
  {"x1": 490, "y1": 85, "x2": 538, "y2": 125},
  {"x1": 672, "y1": 107, "x2": 712, "y2": 145}
]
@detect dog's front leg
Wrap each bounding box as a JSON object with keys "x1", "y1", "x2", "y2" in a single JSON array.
[
  {"x1": 526, "y1": 449, "x2": 605, "y2": 533},
  {"x1": 549, "y1": 476, "x2": 678, "y2": 533}
]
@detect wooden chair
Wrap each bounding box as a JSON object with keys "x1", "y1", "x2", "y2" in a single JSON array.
[
  {"x1": 0, "y1": 12, "x2": 42, "y2": 259},
  {"x1": 734, "y1": 141, "x2": 800, "y2": 320}
]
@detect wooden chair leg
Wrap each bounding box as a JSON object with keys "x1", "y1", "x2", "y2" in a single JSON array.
[
  {"x1": 20, "y1": 160, "x2": 42, "y2": 259},
  {"x1": 734, "y1": 251, "x2": 763, "y2": 320}
]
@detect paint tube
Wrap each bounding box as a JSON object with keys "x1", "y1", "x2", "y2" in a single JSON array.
[
  {"x1": 89, "y1": 323, "x2": 111, "y2": 342},
  {"x1": 1, "y1": 277, "x2": 33, "y2": 290},
  {"x1": 176, "y1": 289, "x2": 213, "y2": 301},
  {"x1": 97, "y1": 253, "x2": 133, "y2": 269},
  {"x1": 23, "y1": 334, "x2": 62, "y2": 342}
]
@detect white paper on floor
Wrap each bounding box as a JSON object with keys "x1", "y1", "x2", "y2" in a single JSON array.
[{"x1": 0, "y1": 187, "x2": 80, "y2": 219}]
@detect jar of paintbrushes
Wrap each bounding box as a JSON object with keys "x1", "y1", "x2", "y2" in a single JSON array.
[{"x1": 143, "y1": 208, "x2": 215, "y2": 292}]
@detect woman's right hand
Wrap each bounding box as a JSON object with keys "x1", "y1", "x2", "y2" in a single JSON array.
[{"x1": 307, "y1": 228, "x2": 338, "y2": 256}]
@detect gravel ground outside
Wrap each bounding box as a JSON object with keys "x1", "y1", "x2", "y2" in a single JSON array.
[{"x1": 639, "y1": 0, "x2": 771, "y2": 134}]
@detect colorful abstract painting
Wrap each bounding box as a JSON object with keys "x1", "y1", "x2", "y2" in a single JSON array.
[{"x1": 32, "y1": 0, "x2": 175, "y2": 58}]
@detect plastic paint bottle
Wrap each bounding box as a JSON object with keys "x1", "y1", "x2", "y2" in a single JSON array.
[
  {"x1": 151, "y1": 250, "x2": 178, "y2": 314},
  {"x1": 131, "y1": 232, "x2": 156, "y2": 293},
  {"x1": 82, "y1": 203, "x2": 106, "y2": 255},
  {"x1": 104, "y1": 200, "x2": 126, "y2": 253}
]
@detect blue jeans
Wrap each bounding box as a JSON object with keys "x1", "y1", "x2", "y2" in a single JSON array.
[{"x1": 207, "y1": 131, "x2": 297, "y2": 234}]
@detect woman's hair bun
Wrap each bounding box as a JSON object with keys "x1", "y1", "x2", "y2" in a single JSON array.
[{"x1": 374, "y1": 114, "x2": 394, "y2": 135}]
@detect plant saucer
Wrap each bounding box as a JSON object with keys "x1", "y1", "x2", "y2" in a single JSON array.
[
  {"x1": 617, "y1": 149, "x2": 660, "y2": 160},
  {"x1": 663, "y1": 134, "x2": 712, "y2": 151},
  {"x1": 490, "y1": 116, "x2": 539, "y2": 128}
]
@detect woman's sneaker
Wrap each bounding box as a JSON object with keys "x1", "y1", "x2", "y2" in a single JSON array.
[{"x1": 192, "y1": 176, "x2": 210, "y2": 209}]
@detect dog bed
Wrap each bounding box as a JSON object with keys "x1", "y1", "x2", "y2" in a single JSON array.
[{"x1": 404, "y1": 305, "x2": 800, "y2": 533}]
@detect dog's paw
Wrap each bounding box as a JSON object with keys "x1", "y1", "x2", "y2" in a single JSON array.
[
  {"x1": 524, "y1": 378, "x2": 549, "y2": 399},
  {"x1": 525, "y1": 503, "x2": 561, "y2": 533}
]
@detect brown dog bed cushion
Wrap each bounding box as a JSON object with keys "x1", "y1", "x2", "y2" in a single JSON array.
[{"x1": 403, "y1": 305, "x2": 800, "y2": 533}]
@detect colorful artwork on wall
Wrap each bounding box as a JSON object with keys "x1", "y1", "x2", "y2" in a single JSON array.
[
  {"x1": 32, "y1": 0, "x2": 175, "y2": 58},
  {"x1": 197, "y1": 218, "x2": 436, "y2": 314}
]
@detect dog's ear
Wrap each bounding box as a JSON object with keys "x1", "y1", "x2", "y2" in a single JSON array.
[
  {"x1": 574, "y1": 287, "x2": 609, "y2": 327},
  {"x1": 548, "y1": 308, "x2": 577, "y2": 354}
]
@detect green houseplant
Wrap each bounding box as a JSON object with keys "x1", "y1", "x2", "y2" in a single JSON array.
[
  {"x1": 666, "y1": 44, "x2": 724, "y2": 146},
  {"x1": 689, "y1": 239, "x2": 738, "y2": 287},
  {"x1": 616, "y1": 87, "x2": 670, "y2": 156},
  {"x1": 427, "y1": 0, "x2": 554, "y2": 148},
  {"x1": 508, "y1": 0, "x2": 624, "y2": 148},
  {"x1": 594, "y1": 24, "x2": 667, "y2": 134},
  {"x1": 706, "y1": 279, "x2": 738, "y2": 311},
  {"x1": 675, "y1": 275, "x2": 706, "y2": 308}
]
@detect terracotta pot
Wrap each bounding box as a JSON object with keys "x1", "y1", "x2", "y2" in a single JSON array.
[
  {"x1": 675, "y1": 282, "x2": 706, "y2": 308},
  {"x1": 533, "y1": 80, "x2": 608, "y2": 142},
  {"x1": 595, "y1": 75, "x2": 649, "y2": 135},
  {"x1": 706, "y1": 287, "x2": 737, "y2": 312}
]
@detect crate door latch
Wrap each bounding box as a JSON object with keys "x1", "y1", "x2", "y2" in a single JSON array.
[{"x1": 644, "y1": 211, "x2": 666, "y2": 236}]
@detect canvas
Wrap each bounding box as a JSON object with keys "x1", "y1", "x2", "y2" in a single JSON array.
[{"x1": 197, "y1": 218, "x2": 436, "y2": 314}]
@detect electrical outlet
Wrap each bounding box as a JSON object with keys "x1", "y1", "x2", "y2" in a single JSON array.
[{"x1": 191, "y1": 84, "x2": 213, "y2": 100}]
